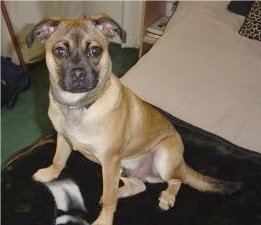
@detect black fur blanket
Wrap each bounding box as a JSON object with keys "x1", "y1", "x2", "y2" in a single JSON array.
[{"x1": 2, "y1": 107, "x2": 261, "y2": 225}]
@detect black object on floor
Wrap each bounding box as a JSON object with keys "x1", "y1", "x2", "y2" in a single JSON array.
[
  {"x1": 2, "y1": 106, "x2": 261, "y2": 225},
  {"x1": 1, "y1": 57, "x2": 29, "y2": 108}
]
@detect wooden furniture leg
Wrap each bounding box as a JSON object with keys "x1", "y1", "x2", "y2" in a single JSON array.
[{"x1": 1, "y1": 1, "x2": 28, "y2": 73}]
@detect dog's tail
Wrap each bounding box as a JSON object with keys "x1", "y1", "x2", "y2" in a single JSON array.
[{"x1": 183, "y1": 165, "x2": 241, "y2": 194}]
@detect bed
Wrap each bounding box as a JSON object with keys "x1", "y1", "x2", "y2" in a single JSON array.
[{"x1": 122, "y1": 1, "x2": 261, "y2": 153}]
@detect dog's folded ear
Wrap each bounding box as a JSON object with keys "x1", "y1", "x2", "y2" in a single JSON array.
[
  {"x1": 26, "y1": 17, "x2": 61, "y2": 48},
  {"x1": 91, "y1": 13, "x2": 127, "y2": 43}
]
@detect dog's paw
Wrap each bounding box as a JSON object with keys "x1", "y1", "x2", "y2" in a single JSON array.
[
  {"x1": 33, "y1": 165, "x2": 60, "y2": 182},
  {"x1": 158, "y1": 190, "x2": 176, "y2": 211}
]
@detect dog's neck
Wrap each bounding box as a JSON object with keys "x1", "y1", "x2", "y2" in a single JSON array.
[{"x1": 50, "y1": 86, "x2": 95, "y2": 111}]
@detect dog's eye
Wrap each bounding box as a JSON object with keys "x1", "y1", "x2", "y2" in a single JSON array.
[
  {"x1": 87, "y1": 46, "x2": 102, "y2": 58},
  {"x1": 54, "y1": 47, "x2": 68, "y2": 58}
]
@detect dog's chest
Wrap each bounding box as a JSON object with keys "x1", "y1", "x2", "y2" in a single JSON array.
[{"x1": 59, "y1": 110, "x2": 111, "y2": 155}]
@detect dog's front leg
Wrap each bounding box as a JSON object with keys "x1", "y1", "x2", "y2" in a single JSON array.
[
  {"x1": 33, "y1": 134, "x2": 72, "y2": 182},
  {"x1": 93, "y1": 156, "x2": 121, "y2": 225}
]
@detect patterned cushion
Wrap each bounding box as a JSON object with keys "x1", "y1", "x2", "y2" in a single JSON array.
[{"x1": 239, "y1": 1, "x2": 261, "y2": 41}]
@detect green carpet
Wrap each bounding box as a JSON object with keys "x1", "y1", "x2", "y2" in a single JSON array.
[{"x1": 1, "y1": 43, "x2": 138, "y2": 165}]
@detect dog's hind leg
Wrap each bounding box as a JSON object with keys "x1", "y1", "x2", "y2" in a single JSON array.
[
  {"x1": 158, "y1": 179, "x2": 181, "y2": 210},
  {"x1": 117, "y1": 177, "x2": 146, "y2": 199},
  {"x1": 153, "y1": 135, "x2": 184, "y2": 210}
]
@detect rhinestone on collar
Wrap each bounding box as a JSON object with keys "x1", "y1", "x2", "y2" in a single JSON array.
[{"x1": 63, "y1": 103, "x2": 93, "y2": 111}]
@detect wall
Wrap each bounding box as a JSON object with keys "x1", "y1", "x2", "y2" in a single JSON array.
[
  {"x1": 1, "y1": 1, "x2": 141, "y2": 64},
  {"x1": 84, "y1": 1, "x2": 123, "y2": 23},
  {"x1": 122, "y1": 1, "x2": 142, "y2": 48}
]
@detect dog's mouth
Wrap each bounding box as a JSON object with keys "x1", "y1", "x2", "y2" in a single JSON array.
[{"x1": 61, "y1": 67, "x2": 99, "y2": 93}]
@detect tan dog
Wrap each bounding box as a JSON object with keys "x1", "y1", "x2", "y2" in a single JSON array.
[{"x1": 27, "y1": 14, "x2": 239, "y2": 225}]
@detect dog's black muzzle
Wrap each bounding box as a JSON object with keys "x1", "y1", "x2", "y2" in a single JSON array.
[{"x1": 62, "y1": 66, "x2": 99, "y2": 93}]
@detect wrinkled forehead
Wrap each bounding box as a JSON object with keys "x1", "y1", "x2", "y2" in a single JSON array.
[{"x1": 47, "y1": 19, "x2": 106, "y2": 47}]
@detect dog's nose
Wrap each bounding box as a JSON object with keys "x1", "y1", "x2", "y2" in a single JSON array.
[{"x1": 71, "y1": 68, "x2": 86, "y2": 81}]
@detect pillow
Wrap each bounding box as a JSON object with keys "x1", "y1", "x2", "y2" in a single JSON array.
[
  {"x1": 227, "y1": 1, "x2": 254, "y2": 16},
  {"x1": 239, "y1": 1, "x2": 261, "y2": 41}
]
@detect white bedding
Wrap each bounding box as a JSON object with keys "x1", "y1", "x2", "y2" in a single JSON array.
[{"x1": 122, "y1": 1, "x2": 261, "y2": 153}]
